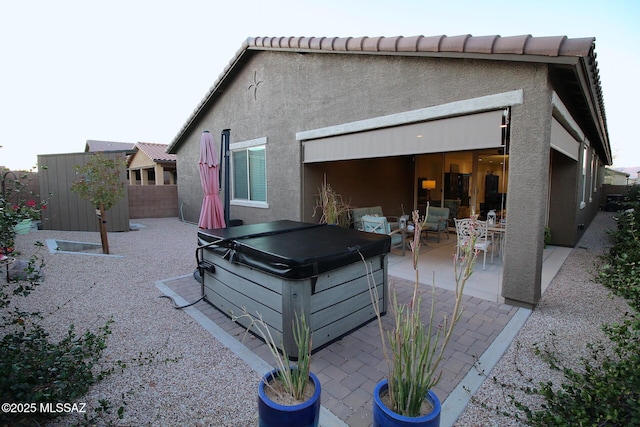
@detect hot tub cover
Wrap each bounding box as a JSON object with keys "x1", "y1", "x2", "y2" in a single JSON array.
[{"x1": 198, "y1": 220, "x2": 390, "y2": 279}]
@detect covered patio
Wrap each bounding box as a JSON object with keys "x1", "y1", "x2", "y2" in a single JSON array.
[{"x1": 386, "y1": 230, "x2": 572, "y2": 303}]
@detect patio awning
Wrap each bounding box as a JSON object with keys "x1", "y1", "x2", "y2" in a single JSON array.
[
  {"x1": 302, "y1": 110, "x2": 503, "y2": 163},
  {"x1": 550, "y1": 117, "x2": 581, "y2": 161}
]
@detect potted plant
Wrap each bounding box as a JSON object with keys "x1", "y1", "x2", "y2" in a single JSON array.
[
  {"x1": 232, "y1": 310, "x2": 321, "y2": 427},
  {"x1": 368, "y1": 209, "x2": 479, "y2": 426},
  {"x1": 1, "y1": 171, "x2": 47, "y2": 251},
  {"x1": 10, "y1": 200, "x2": 43, "y2": 234},
  {"x1": 313, "y1": 175, "x2": 351, "y2": 227}
]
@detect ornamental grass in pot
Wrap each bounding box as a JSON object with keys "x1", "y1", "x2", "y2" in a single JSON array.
[
  {"x1": 313, "y1": 175, "x2": 352, "y2": 227},
  {"x1": 366, "y1": 209, "x2": 479, "y2": 426},
  {"x1": 232, "y1": 310, "x2": 321, "y2": 427}
]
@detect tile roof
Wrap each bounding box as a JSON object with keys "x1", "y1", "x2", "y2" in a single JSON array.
[
  {"x1": 85, "y1": 139, "x2": 135, "y2": 153},
  {"x1": 168, "y1": 34, "x2": 609, "y2": 163},
  {"x1": 135, "y1": 142, "x2": 176, "y2": 162},
  {"x1": 248, "y1": 34, "x2": 595, "y2": 57}
]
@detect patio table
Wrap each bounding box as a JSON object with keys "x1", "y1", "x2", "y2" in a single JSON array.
[{"x1": 487, "y1": 223, "x2": 506, "y2": 258}]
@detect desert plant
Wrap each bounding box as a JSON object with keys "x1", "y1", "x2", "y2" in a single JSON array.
[
  {"x1": 313, "y1": 175, "x2": 352, "y2": 227},
  {"x1": 232, "y1": 309, "x2": 312, "y2": 401},
  {"x1": 367, "y1": 208, "x2": 478, "y2": 417}
]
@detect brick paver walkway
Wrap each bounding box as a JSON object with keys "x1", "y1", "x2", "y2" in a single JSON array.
[{"x1": 163, "y1": 272, "x2": 517, "y2": 426}]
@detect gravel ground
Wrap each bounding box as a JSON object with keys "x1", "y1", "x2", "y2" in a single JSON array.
[
  {"x1": 9, "y1": 218, "x2": 258, "y2": 426},
  {"x1": 7, "y1": 212, "x2": 629, "y2": 426},
  {"x1": 455, "y1": 211, "x2": 633, "y2": 426}
]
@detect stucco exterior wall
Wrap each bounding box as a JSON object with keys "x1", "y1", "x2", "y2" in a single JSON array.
[
  {"x1": 174, "y1": 50, "x2": 573, "y2": 306},
  {"x1": 177, "y1": 52, "x2": 542, "y2": 223},
  {"x1": 129, "y1": 151, "x2": 154, "y2": 169},
  {"x1": 549, "y1": 150, "x2": 579, "y2": 246},
  {"x1": 501, "y1": 72, "x2": 553, "y2": 307},
  {"x1": 175, "y1": 135, "x2": 203, "y2": 223}
]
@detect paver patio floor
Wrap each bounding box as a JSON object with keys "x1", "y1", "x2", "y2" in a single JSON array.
[{"x1": 160, "y1": 270, "x2": 519, "y2": 426}]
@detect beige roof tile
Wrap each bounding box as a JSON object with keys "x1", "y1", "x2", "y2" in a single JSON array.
[
  {"x1": 493, "y1": 35, "x2": 532, "y2": 54},
  {"x1": 347, "y1": 36, "x2": 366, "y2": 51},
  {"x1": 439, "y1": 34, "x2": 471, "y2": 52},
  {"x1": 397, "y1": 35, "x2": 422, "y2": 52},
  {"x1": 523, "y1": 36, "x2": 567, "y2": 56},
  {"x1": 168, "y1": 33, "x2": 608, "y2": 163},
  {"x1": 416, "y1": 35, "x2": 445, "y2": 52},
  {"x1": 363, "y1": 36, "x2": 383, "y2": 51},
  {"x1": 135, "y1": 142, "x2": 176, "y2": 163},
  {"x1": 379, "y1": 36, "x2": 402, "y2": 51},
  {"x1": 310, "y1": 37, "x2": 324, "y2": 50},
  {"x1": 464, "y1": 35, "x2": 499, "y2": 54},
  {"x1": 558, "y1": 37, "x2": 596, "y2": 56}
]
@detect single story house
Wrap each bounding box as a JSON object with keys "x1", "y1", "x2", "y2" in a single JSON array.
[
  {"x1": 604, "y1": 168, "x2": 631, "y2": 186},
  {"x1": 128, "y1": 142, "x2": 177, "y2": 185},
  {"x1": 167, "y1": 34, "x2": 612, "y2": 308}
]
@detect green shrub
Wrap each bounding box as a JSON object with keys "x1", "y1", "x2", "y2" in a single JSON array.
[
  {"x1": 0, "y1": 319, "x2": 113, "y2": 405},
  {"x1": 544, "y1": 227, "x2": 552, "y2": 247},
  {"x1": 519, "y1": 314, "x2": 640, "y2": 426},
  {"x1": 0, "y1": 241, "x2": 119, "y2": 425},
  {"x1": 482, "y1": 193, "x2": 640, "y2": 426},
  {"x1": 599, "y1": 186, "x2": 640, "y2": 312},
  {"x1": 515, "y1": 193, "x2": 640, "y2": 425}
]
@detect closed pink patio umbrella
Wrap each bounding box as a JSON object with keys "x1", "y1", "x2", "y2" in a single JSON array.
[{"x1": 198, "y1": 131, "x2": 226, "y2": 229}]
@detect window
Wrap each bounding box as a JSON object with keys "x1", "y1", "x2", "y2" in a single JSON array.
[
  {"x1": 580, "y1": 141, "x2": 589, "y2": 209},
  {"x1": 231, "y1": 137, "x2": 268, "y2": 208},
  {"x1": 591, "y1": 149, "x2": 597, "y2": 196}
]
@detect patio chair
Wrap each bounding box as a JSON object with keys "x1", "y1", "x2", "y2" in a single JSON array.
[
  {"x1": 454, "y1": 218, "x2": 493, "y2": 270},
  {"x1": 424, "y1": 206, "x2": 450, "y2": 243},
  {"x1": 361, "y1": 215, "x2": 406, "y2": 256},
  {"x1": 351, "y1": 206, "x2": 385, "y2": 230}
]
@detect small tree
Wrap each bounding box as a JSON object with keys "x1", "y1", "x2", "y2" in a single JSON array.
[{"x1": 70, "y1": 153, "x2": 126, "y2": 254}]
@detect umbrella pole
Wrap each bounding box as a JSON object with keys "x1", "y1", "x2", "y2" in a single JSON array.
[{"x1": 221, "y1": 129, "x2": 231, "y2": 228}]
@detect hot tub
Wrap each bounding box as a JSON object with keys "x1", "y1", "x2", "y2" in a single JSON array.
[{"x1": 197, "y1": 220, "x2": 390, "y2": 357}]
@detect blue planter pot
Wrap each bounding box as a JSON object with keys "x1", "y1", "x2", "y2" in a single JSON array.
[
  {"x1": 258, "y1": 369, "x2": 321, "y2": 427},
  {"x1": 373, "y1": 380, "x2": 441, "y2": 427}
]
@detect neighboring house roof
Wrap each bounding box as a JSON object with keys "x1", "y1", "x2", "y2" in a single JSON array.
[
  {"x1": 604, "y1": 167, "x2": 631, "y2": 185},
  {"x1": 167, "y1": 34, "x2": 610, "y2": 164},
  {"x1": 606, "y1": 167, "x2": 630, "y2": 178},
  {"x1": 85, "y1": 139, "x2": 136, "y2": 153},
  {"x1": 134, "y1": 142, "x2": 176, "y2": 163}
]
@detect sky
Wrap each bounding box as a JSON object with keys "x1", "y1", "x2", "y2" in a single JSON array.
[{"x1": 1, "y1": 0, "x2": 639, "y2": 170}]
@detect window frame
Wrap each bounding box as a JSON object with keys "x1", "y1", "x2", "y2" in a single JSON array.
[
  {"x1": 230, "y1": 137, "x2": 269, "y2": 209},
  {"x1": 590, "y1": 148, "x2": 597, "y2": 198},
  {"x1": 580, "y1": 139, "x2": 589, "y2": 209}
]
